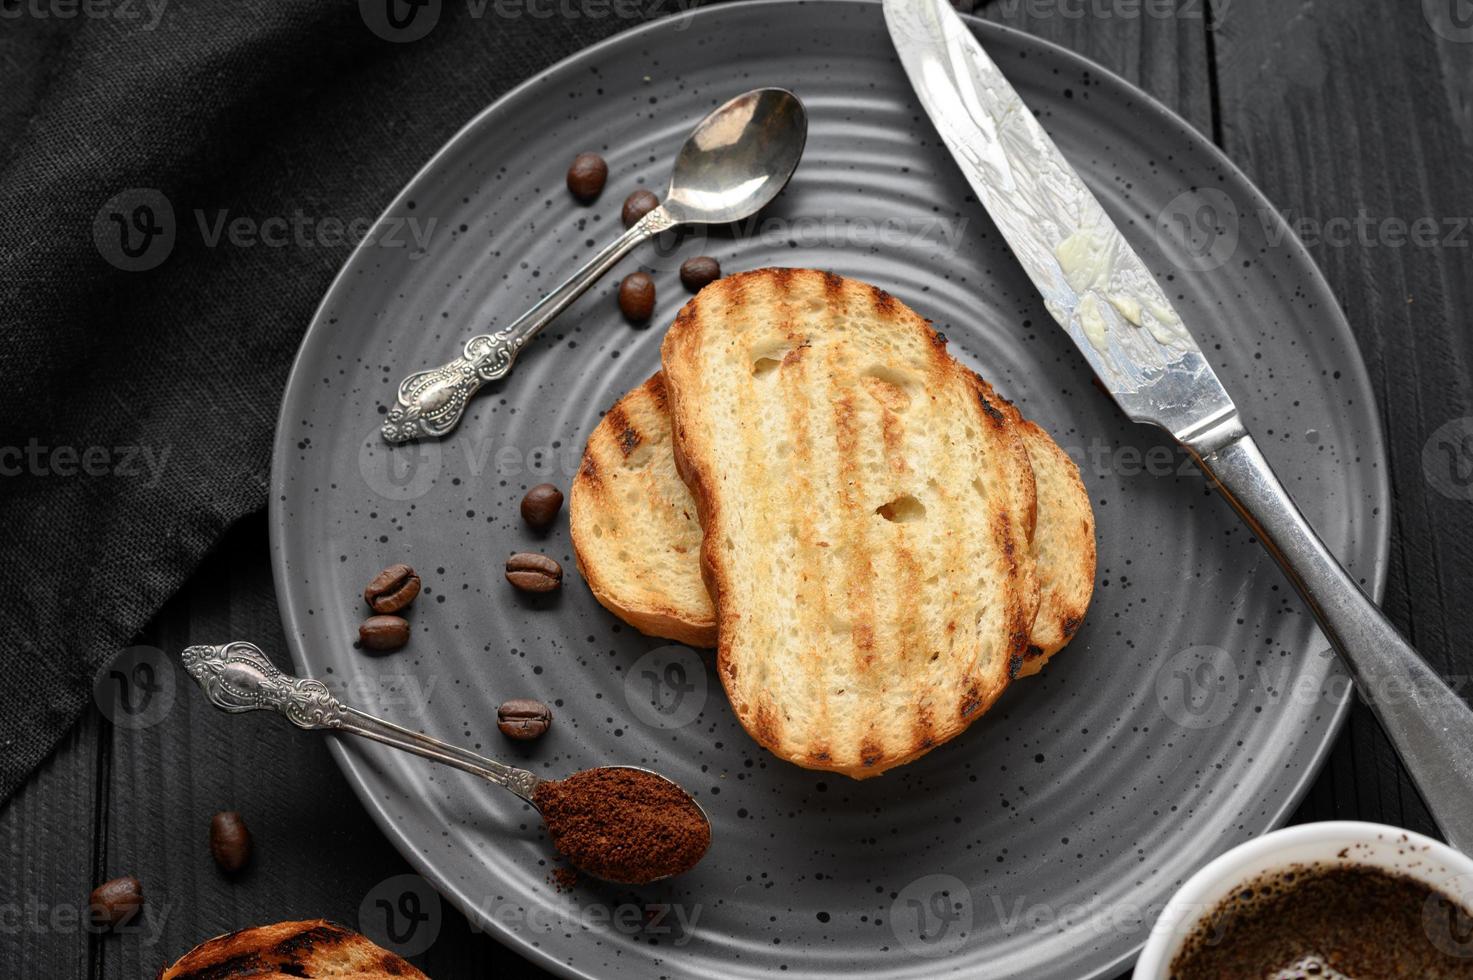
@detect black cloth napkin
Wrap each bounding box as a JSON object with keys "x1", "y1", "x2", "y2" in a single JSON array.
[{"x1": 0, "y1": 0, "x2": 675, "y2": 802}]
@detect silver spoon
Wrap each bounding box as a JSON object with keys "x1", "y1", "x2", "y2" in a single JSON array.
[
  {"x1": 181, "y1": 640, "x2": 711, "y2": 885},
  {"x1": 380, "y1": 86, "x2": 808, "y2": 444}
]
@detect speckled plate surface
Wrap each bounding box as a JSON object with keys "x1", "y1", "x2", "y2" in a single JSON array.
[{"x1": 269, "y1": 2, "x2": 1389, "y2": 977}]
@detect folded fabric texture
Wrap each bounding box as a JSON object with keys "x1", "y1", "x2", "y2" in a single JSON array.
[{"x1": 0, "y1": 0, "x2": 659, "y2": 801}]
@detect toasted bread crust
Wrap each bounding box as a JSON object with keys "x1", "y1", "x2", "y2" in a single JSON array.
[
  {"x1": 1013, "y1": 417, "x2": 1095, "y2": 675},
  {"x1": 159, "y1": 919, "x2": 426, "y2": 979},
  {"x1": 661, "y1": 268, "x2": 1039, "y2": 777},
  {"x1": 571, "y1": 374, "x2": 718, "y2": 647},
  {"x1": 970, "y1": 376, "x2": 1097, "y2": 676}
]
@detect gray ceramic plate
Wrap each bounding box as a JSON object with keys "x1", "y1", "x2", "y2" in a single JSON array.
[{"x1": 269, "y1": 2, "x2": 1389, "y2": 977}]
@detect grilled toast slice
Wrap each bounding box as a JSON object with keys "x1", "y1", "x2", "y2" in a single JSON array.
[
  {"x1": 971, "y1": 377, "x2": 1096, "y2": 676},
  {"x1": 570, "y1": 373, "x2": 716, "y2": 647},
  {"x1": 660, "y1": 268, "x2": 1039, "y2": 777},
  {"x1": 1013, "y1": 417, "x2": 1095, "y2": 675},
  {"x1": 159, "y1": 919, "x2": 427, "y2": 979},
  {"x1": 571, "y1": 373, "x2": 1096, "y2": 675}
]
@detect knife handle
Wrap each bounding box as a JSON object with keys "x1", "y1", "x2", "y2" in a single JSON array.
[{"x1": 1192, "y1": 431, "x2": 1473, "y2": 851}]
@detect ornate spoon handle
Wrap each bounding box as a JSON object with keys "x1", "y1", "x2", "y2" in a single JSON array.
[
  {"x1": 381, "y1": 206, "x2": 680, "y2": 444},
  {"x1": 182, "y1": 641, "x2": 542, "y2": 802}
]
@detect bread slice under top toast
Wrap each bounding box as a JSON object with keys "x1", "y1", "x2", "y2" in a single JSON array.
[
  {"x1": 571, "y1": 372, "x2": 716, "y2": 647},
  {"x1": 571, "y1": 372, "x2": 1096, "y2": 677},
  {"x1": 971, "y1": 376, "x2": 1097, "y2": 676},
  {"x1": 656, "y1": 268, "x2": 1040, "y2": 777},
  {"x1": 1014, "y1": 416, "x2": 1096, "y2": 675}
]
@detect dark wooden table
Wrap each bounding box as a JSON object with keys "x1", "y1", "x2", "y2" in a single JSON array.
[{"x1": 5, "y1": 1, "x2": 1473, "y2": 976}]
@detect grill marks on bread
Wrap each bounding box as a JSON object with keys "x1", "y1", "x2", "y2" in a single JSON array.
[
  {"x1": 160, "y1": 919, "x2": 426, "y2": 979},
  {"x1": 570, "y1": 374, "x2": 716, "y2": 647},
  {"x1": 661, "y1": 268, "x2": 1041, "y2": 777},
  {"x1": 970, "y1": 374, "x2": 1097, "y2": 676}
]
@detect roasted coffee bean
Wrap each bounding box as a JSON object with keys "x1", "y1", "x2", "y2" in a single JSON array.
[
  {"x1": 89, "y1": 876, "x2": 143, "y2": 929},
  {"x1": 359, "y1": 615, "x2": 410, "y2": 651},
  {"x1": 505, "y1": 552, "x2": 562, "y2": 593},
  {"x1": 566, "y1": 152, "x2": 608, "y2": 202},
  {"x1": 621, "y1": 189, "x2": 660, "y2": 228},
  {"x1": 497, "y1": 698, "x2": 553, "y2": 740},
  {"x1": 679, "y1": 256, "x2": 722, "y2": 292},
  {"x1": 618, "y1": 272, "x2": 656, "y2": 323},
  {"x1": 521, "y1": 484, "x2": 564, "y2": 529},
  {"x1": 363, "y1": 563, "x2": 421, "y2": 614},
  {"x1": 210, "y1": 811, "x2": 252, "y2": 873}
]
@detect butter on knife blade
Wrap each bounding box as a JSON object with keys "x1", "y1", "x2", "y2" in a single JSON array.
[{"x1": 883, "y1": 0, "x2": 1228, "y2": 440}]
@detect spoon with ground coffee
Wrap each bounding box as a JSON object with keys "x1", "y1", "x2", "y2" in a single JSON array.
[{"x1": 182, "y1": 640, "x2": 710, "y2": 885}]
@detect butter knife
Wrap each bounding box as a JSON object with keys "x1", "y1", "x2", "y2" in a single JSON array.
[{"x1": 885, "y1": 0, "x2": 1473, "y2": 850}]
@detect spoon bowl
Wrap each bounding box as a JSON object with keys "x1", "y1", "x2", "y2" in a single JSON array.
[
  {"x1": 534, "y1": 764, "x2": 713, "y2": 885},
  {"x1": 662, "y1": 87, "x2": 808, "y2": 226}
]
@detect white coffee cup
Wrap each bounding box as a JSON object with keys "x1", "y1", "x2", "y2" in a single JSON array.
[{"x1": 1133, "y1": 821, "x2": 1473, "y2": 978}]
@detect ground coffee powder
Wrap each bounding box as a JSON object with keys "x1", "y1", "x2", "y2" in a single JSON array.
[{"x1": 533, "y1": 767, "x2": 710, "y2": 885}]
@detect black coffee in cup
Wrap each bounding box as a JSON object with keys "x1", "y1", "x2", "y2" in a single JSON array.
[{"x1": 1169, "y1": 862, "x2": 1473, "y2": 979}]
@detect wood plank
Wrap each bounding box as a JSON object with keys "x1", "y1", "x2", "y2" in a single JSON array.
[
  {"x1": 976, "y1": 0, "x2": 1216, "y2": 136},
  {"x1": 1210, "y1": 0, "x2": 1473, "y2": 835},
  {"x1": 0, "y1": 714, "x2": 102, "y2": 978}
]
